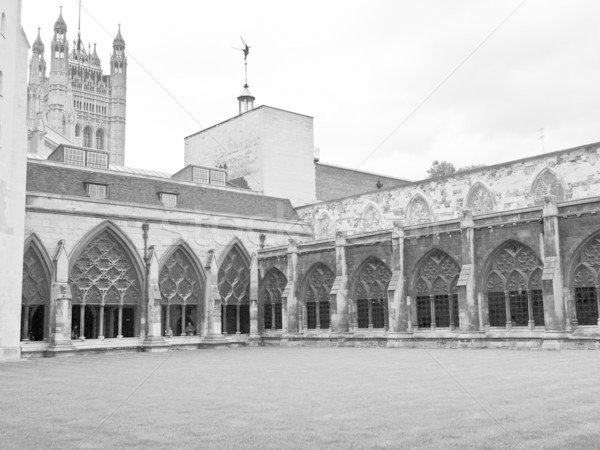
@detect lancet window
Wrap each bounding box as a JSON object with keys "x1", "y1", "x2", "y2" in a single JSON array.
[
  {"x1": 159, "y1": 247, "x2": 203, "y2": 336},
  {"x1": 413, "y1": 250, "x2": 460, "y2": 330},
  {"x1": 361, "y1": 205, "x2": 383, "y2": 232},
  {"x1": 21, "y1": 244, "x2": 50, "y2": 341},
  {"x1": 70, "y1": 229, "x2": 141, "y2": 339},
  {"x1": 83, "y1": 126, "x2": 92, "y2": 148},
  {"x1": 218, "y1": 244, "x2": 250, "y2": 334},
  {"x1": 531, "y1": 169, "x2": 565, "y2": 204},
  {"x1": 354, "y1": 258, "x2": 392, "y2": 329},
  {"x1": 571, "y1": 234, "x2": 600, "y2": 326},
  {"x1": 261, "y1": 268, "x2": 287, "y2": 331},
  {"x1": 484, "y1": 241, "x2": 544, "y2": 329},
  {"x1": 465, "y1": 183, "x2": 494, "y2": 215},
  {"x1": 406, "y1": 195, "x2": 432, "y2": 224},
  {"x1": 303, "y1": 264, "x2": 335, "y2": 330}
]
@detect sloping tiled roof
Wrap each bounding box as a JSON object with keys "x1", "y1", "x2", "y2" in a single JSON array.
[{"x1": 26, "y1": 160, "x2": 300, "y2": 222}]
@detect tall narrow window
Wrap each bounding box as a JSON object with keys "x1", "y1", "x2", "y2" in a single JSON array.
[
  {"x1": 261, "y1": 268, "x2": 287, "y2": 331},
  {"x1": 83, "y1": 126, "x2": 92, "y2": 148},
  {"x1": 353, "y1": 257, "x2": 392, "y2": 329},
  {"x1": 571, "y1": 235, "x2": 600, "y2": 327},
  {"x1": 303, "y1": 264, "x2": 335, "y2": 330},
  {"x1": 96, "y1": 129, "x2": 104, "y2": 150},
  {"x1": 22, "y1": 242, "x2": 50, "y2": 341},
  {"x1": 218, "y1": 243, "x2": 250, "y2": 334}
]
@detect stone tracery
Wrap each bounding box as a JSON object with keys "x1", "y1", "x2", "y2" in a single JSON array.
[
  {"x1": 532, "y1": 169, "x2": 565, "y2": 203},
  {"x1": 304, "y1": 263, "x2": 335, "y2": 329},
  {"x1": 353, "y1": 258, "x2": 391, "y2": 329},
  {"x1": 361, "y1": 205, "x2": 383, "y2": 232},
  {"x1": 261, "y1": 268, "x2": 287, "y2": 330},
  {"x1": 465, "y1": 183, "x2": 494, "y2": 214},
  {"x1": 406, "y1": 195, "x2": 432, "y2": 224}
]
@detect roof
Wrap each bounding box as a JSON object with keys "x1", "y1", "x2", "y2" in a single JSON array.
[
  {"x1": 315, "y1": 162, "x2": 411, "y2": 201},
  {"x1": 26, "y1": 159, "x2": 300, "y2": 222}
]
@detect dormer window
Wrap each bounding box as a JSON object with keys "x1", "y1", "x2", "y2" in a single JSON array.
[
  {"x1": 86, "y1": 183, "x2": 107, "y2": 199},
  {"x1": 86, "y1": 151, "x2": 108, "y2": 169},
  {"x1": 210, "y1": 170, "x2": 226, "y2": 186},
  {"x1": 64, "y1": 147, "x2": 85, "y2": 166},
  {"x1": 192, "y1": 167, "x2": 209, "y2": 184},
  {"x1": 160, "y1": 193, "x2": 178, "y2": 208}
]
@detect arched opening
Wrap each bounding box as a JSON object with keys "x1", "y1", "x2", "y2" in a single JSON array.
[
  {"x1": 96, "y1": 128, "x2": 104, "y2": 150},
  {"x1": 314, "y1": 212, "x2": 334, "y2": 239},
  {"x1": 570, "y1": 233, "x2": 600, "y2": 327},
  {"x1": 483, "y1": 241, "x2": 544, "y2": 329},
  {"x1": 465, "y1": 182, "x2": 494, "y2": 215},
  {"x1": 69, "y1": 226, "x2": 142, "y2": 339},
  {"x1": 413, "y1": 250, "x2": 460, "y2": 330},
  {"x1": 406, "y1": 194, "x2": 432, "y2": 225},
  {"x1": 361, "y1": 204, "x2": 383, "y2": 232},
  {"x1": 21, "y1": 240, "x2": 52, "y2": 341},
  {"x1": 218, "y1": 242, "x2": 251, "y2": 334},
  {"x1": 83, "y1": 126, "x2": 92, "y2": 148},
  {"x1": 531, "y1": 168, "x2": 565, "y2": 204},
  {"x1": 159, "y1": 245, "x2": 204, "y2": 337},
  {"x1": 351, "y1": 257, "x2": 391, "y2": 329},
  {"x1": 75, "y1": 124, "x2": 81, "y2": 137},
  {"x1": 301, "y1": 263, "x2": 335, "y2": 330},
  {"x1": 260, "y1": 268, "x2": 287, "y2": 332}
]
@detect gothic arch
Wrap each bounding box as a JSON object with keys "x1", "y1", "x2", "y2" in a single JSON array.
[
  {"x1": 218, "y1": 238, "x2": 251, "y2": 334},
  {"x1": 531, "y1": 168, "x2": 566, "y2": 204},
  {"x1": 68, "y1": 221, "x2": 144, "y2": 305},
  {"x1": 405, "y1": 193, "x2": 432, "y2": 225},
  {"x1": 260, "y1": 267, "x2": 288, "y2": 331},
  {"x1": 301, "y1": 263, "x2": 335, "y2": 330},
  {"x1": 96, "y1": 128, "x2": 105, "y2": 150},
  {"x1": 361, "y1": 202, "x2": 384, "y2": 232},
  {"x1": 411, "y1": 249, "x2": 460, "y2": 329},
  {"x1": 83, "y1": 125, "x2": 93, "y2": 148},
  {"x1": 568, "y1": 230, "x2": 600, "y2": 326},
  {"x1": 464, "y1": 182, "x2": 495, "y2": 215},
  {"x1": 75, "y1": 123, "x2": 81, "y2": 137},
  {"x1": 314, "y1": 210, "x2": 335, "y2": 239},
  {"x1": 481, "y1": 240, "x2": 544, "y2": 328},
  {"x1": 21, "y1": 234, "x2": 53, "y2": 341},
  {"x1": 351, "y1": 256, "x2": 392, "y2": 329}
]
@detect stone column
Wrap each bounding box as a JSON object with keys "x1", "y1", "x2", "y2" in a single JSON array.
[
  {"x1": 46, "y1": 241, "x2": 76, "y2": 355},
  {"x1": 22, "y1": 305, "x2": 30, "y2": 340},
  {"x1": 117, "y1": 304, "x2": 123, "y2": 338},
  {"x1": 205, "y1": 250, "x2": 224, "y2": 339},
  {"x1": 99, "y1": 305, "x2": 105, "y2": 339},
  {"x1": 387, "y1": 222, "x2": 407, "y2": 336},
  {"x1": 143, "y1": 248, "x2": 167, "y2": 350},
  {"x1": 457, "y1": 210, "x2": 480, "y2": 333},
  {"x1": 332, "y1": 232, "x2": 350, "y2": 334},
  {"x1": 283, "y1": 239, "x2": 299, "y2": 335},
  {"x1": 249, "y1": 253, "x2": 259, "y2": 339},
  {"x1": 540, "y1": 196, "x2": 566, "y2": 332},
  {"x1": 181, "y1": 303, "x2": 186, "y2": 336},
  {"x1": 79, "y1": 305, "x2": 85, "y2": 339}
]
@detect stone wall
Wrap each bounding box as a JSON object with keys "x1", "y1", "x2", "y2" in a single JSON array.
[
  {"x1": 298, "y1": 142, "x2": 600, "y2": 237},
  {"x1": 0, "y1": 0, "x2": 29, "y2": 361}
]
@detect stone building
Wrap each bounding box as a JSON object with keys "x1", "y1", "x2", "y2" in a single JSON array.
[
  {"x1": 26, "y1": 7, "x2": 127, "y2": 165},
  {"x1": 5, "y1": 3, "x2": 600, "y2": 361}
]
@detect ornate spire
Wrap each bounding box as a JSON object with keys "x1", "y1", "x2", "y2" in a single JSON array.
[
  {"x1": 54, "y1": 6, "x2": 67, "y2": 33},
  {"x1": 32, "y1": 27, "x2": 45, "y2": 54},
  {"x1": 113, "y1": 24, "x2": 125, "y2": 48}
]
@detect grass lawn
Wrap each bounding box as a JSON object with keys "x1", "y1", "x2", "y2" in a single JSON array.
[{"x1": 1, "y1": 347, "x2": 600, "y2": 449}]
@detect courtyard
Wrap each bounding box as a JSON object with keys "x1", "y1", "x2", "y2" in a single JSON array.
[{"x1": 1, "y1": 347, "x2": 599, "y2": 449}]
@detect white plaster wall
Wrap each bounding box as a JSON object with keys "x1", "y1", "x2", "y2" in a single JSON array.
[
  {"x1": 0, "y1": 0, "x2": 29, "y2": 360},
  {"x1": 297, "y1": 143, "x2": 600, "y2": 234}
]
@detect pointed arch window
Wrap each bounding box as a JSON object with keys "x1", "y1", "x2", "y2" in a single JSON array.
[
  {"x1": 315, "y1": 213, "x2": 334, "y2": 239},
  {"x1": 96, "y1": 129, "x2": 104, "y2": 150},
  {"x1": 353, "y1": 258, "x2": 392, "y2": 329},
  {"x1": 465, "y1": 183, "x2": 494, "y2": 215},
  {"x1": 75, "y1": 124, "x2": 81, "y2": 137},
  {"x1": 484, "y1": 241, "x2": 544, "y2": 329},
  {"x1": 83, "y1": 126, "x2": 92, "y2": 148},
  {"x1": 261, "y1": 268, "x2": 287, "y2": 331},
  {"x1": 531, "y1": 169, "x2": 565, "y2": 204},
  {"x1": 303, "y1": 264, "x2": 335, "y2": 330},
  {"x1": 21, "y1": 243, "x2": 51, "y2": 341},
  {"x1": 362, "y1": 205, "x2": 383, "y2": 232},
  {"x1": 406, "y1": 195, "x2": 432, "y2": 224},
  {"x1": 413, "y1": 250, "x2": 460, "y2": 330},
  {"x1": 159, "y1": 247, "x2": 204, "y2": 336},
  {"x1": 571, "y1": 234, "x2": 600, "y2": 326},
  {"x1": 70, "y1": 229, "x2": 141, "y2": 339},
  {"x1": 218, "y1": 244, "x2": 250, "y2": 334}
]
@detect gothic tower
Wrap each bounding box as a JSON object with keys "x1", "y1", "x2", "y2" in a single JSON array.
[
  {"x1": 26, "y1": 7, "x2": 127, "y2": 165},
  {"x1": 47, "y1": 7, "x2": 69, "y2": 136},
  {"x1": 109, "y1": 25, "x2": 127, "y2": 165}
]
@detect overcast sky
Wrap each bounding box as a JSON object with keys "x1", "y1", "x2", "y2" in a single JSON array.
[{"x1": 22, "y1": 0, "x2": 600, "y2": 180}]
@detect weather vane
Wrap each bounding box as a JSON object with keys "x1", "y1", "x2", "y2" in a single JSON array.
[{"x1": 232, "y1": 36, "x2": 250, "y2": 87}]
